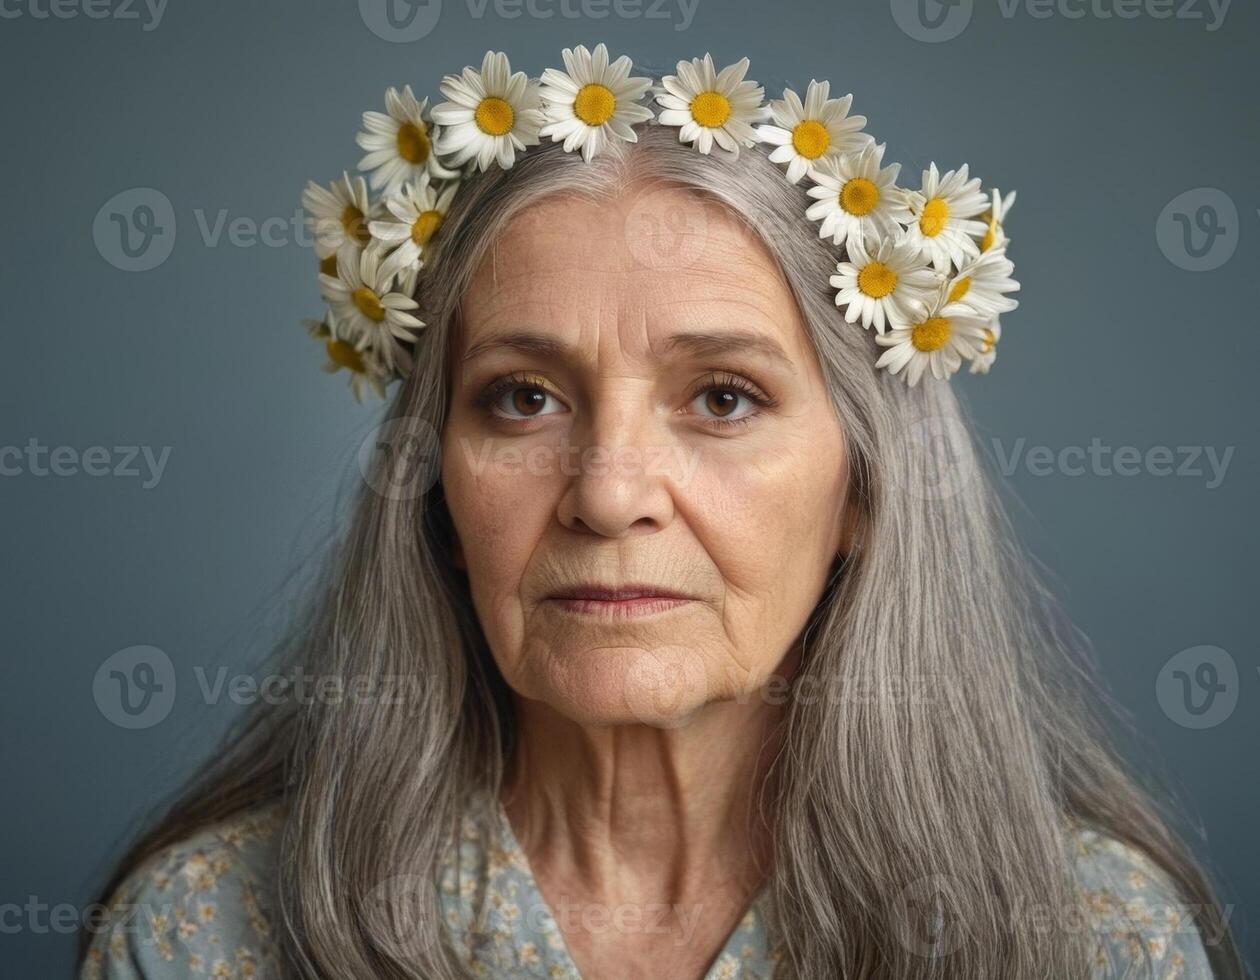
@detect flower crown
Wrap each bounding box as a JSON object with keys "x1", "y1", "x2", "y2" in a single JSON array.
[{"x1": 301, "y1": 44, "x2": 1019, "y2": 401}]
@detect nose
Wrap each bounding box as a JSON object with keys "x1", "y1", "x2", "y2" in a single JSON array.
[{"x1": 555, "y1": 393, "x2": 677, "y2": 539}]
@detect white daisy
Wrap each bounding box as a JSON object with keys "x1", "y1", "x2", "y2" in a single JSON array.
[
  {"x1": 370, "y1": 176, "x2": 460, "y2": 296},
  {"x1": 356, "y1": 85, "x2": 460, "y2": 195},
  {"x1": 829, "y1": 234, "x2": 941, "y2": 335},
  {"x1": 904, "y1": 163, "x2": 989, "y2": 273},
  {"x1": 302, "y1": 172, "x2": 377, "y2": 259},
  {"x1": 431, "y1": 51, "x2": 544, "y2": 172},
  {"x1": 943, "y1": 243, "x2": 1020, "y2": 319},
  {"x1": 320, "y1": 245, "x2": 424, "y2": 374},
  {"x1": 303, "y1": 318, "x2": 392, "y2": 401},
  {"x1": 977, "y1": 187, "x2": 1017, "y2": 253},
  {"x1": 874, "y1": 289, "x2": 990, "y2": 386},
  {"x1": 969, "y1": 318, "x2": 1002, "y2": 375},
  {"x1": 655, "y1": 54, "x2": 769, "y2": 156},
  {"x1": 805, "y1": 141, "x2": 913, "y2": 250},
  {"x1": 756, "y1": 79, "x2": 872, "y2": 184},
  {"x1": 538, "y1": 43, "x2": 654, "y2": 162}
]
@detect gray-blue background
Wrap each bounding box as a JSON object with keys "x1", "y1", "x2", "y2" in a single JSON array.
[{"x1": 2, "y1": 0, "x2": 1256, "y2": 974}]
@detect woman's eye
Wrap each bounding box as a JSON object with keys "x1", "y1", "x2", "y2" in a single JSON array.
[
  {"x1": 689, "y1": 386, "x2": 759, "y2": 424},
  {"x1": 492, "y1": 384, "x2": 565, "y2": 419}
]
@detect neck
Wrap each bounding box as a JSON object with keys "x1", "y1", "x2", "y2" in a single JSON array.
[{"x1": 501, "y1": 690, "x2": 784, "y2": 905}]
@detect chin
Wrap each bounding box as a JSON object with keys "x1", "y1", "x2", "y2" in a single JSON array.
[{"x1": 525, "y1": 643, "x2": 718, "y2": 729}]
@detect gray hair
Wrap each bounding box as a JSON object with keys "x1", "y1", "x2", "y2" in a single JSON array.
[{"x1": 86, "y1": 123, "x2": 1244, "y2": 980}]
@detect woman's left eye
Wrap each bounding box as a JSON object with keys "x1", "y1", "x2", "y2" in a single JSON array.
[
  {"x1": 686, "y1": 374, "x2": 773, "y2": 429},
  {"x1": 689, "y1": 387, "x2": 756, "y2": 422}
]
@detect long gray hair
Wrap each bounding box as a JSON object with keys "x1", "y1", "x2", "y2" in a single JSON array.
[{"x1": 85, "y1": 123, "x2": 1245, "y2": 979}]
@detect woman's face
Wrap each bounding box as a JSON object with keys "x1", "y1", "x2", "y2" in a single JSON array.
[{"x1": 441, "y1": 184, "x2": 850, "y2": 726}]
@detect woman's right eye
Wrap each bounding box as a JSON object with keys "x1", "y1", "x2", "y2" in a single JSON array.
[{"x1": 479, "y1": 378, "x2": 569, "y2": 421}]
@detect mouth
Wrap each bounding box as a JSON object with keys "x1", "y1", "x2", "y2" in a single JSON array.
[{"x1": 543, "y1": 583, "x2": 697, "y2": 618}]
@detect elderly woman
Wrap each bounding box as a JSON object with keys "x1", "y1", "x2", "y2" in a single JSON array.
[{"x1": 81, "y1": 47, "x2": 1242, "y2": 980}]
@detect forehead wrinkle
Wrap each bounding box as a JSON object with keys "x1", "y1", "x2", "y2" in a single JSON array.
[{"x1": 461, "y1": 191, "x2": 809, "y2": 376}]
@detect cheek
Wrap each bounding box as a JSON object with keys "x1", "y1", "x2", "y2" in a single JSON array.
[
  {"x1": 684, "y1": 427, "x2": 847, "y2": 643},
  {"x1": 440, "y1": 433, "x2": 562, "y2": 647}
]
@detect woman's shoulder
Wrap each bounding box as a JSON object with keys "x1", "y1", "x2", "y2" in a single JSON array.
[
  {"x1": 1069, "y1": 823, "x2": 1219, "y2": 979},
  {"x1": 81, "y1": 805, "x2": 286, "y2": 980}
]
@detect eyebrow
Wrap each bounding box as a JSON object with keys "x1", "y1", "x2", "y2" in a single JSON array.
[{"x1": 460, "y1": 329, "x2": 796, "y2": 371}]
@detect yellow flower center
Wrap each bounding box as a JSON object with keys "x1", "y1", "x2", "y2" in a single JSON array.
[
  {"x1": 948, "y1": 276, "x2": 972, "y2": 304},
  {"x1": 326, "y1": 338, "x2": 366, "y2": 373},
  {"x1": 981, "y1": 214, "x2": 1000, "y2": 252},
  {"x1": 981, "y1": 328, "x2": 997, "y2": 353},
  {"x1": 791, "y1": 119, "x2": 830, "y2": 159},
  {"x1": 352, "y1": 286, "x2": 387, "y2": 322},
  {"x1": 319, "y1": 254, "x2": 337, "y2": 277},
  {"x1": 841, "y1": 177, "x2": 880, "y2": 216},
  {"x1": 857, "y1": 261, "x2": 899, "y2": 299},
  {"x1": 574, "y1": 83, "x2": 617, "y2": 126},
  {"x1": 395, "y1": 121, "x2": 431, "y2": 164},
  {"x1": 341, "y1": 205, "x2": 371, "y2": 247},
  {"x1": 690, "y1": 91, "x2": 732, "y2": 128},
  {"x1": 912, "y1": 316, "x2": 952, "y2": 352},
  {"x1": 474, "y1": 97, "x2": 515, "y2": 136},
  {"x1": 411, "y1": 209, "x2": 444, "y2": 247},
  {"x1": 919, "y1": 198, "x2": 950, "y2": 238}
]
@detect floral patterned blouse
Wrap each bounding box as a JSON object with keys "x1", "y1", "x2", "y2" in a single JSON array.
[{"x1": 81, "y1": 797, "x2": 1218, "y2": 979}]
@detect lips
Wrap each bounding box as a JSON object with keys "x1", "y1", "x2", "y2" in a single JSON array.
[{"x1": 546, "y1": 583, "x2": 696, "y2": 601}]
